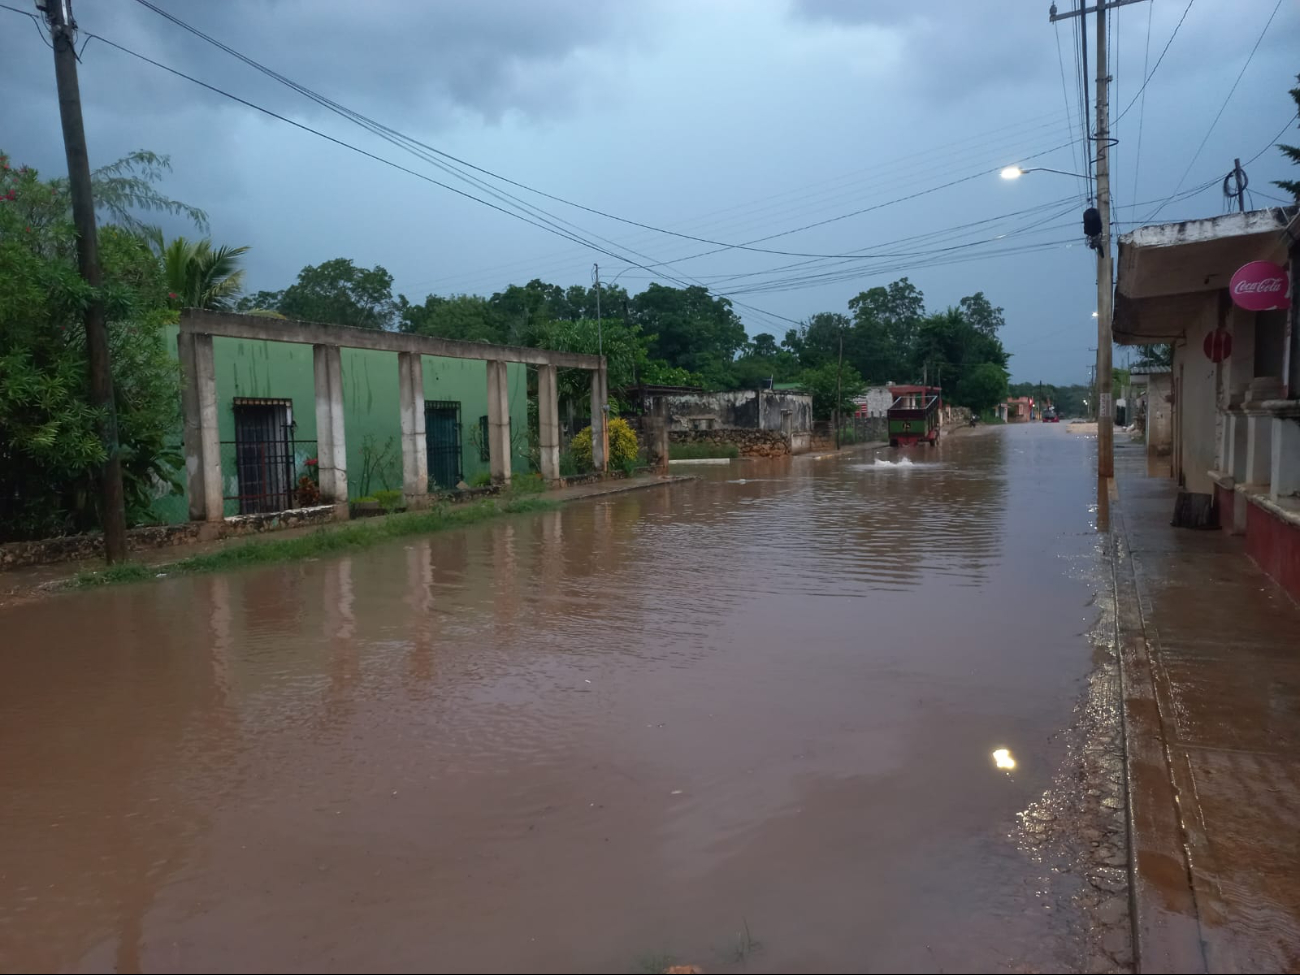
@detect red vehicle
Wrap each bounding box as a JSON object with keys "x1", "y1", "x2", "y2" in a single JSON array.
[{"x1": 1043, "y1": 408, "x2": 1060, "y2": 423}]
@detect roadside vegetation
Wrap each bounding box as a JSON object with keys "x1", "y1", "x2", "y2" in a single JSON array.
[
  {"x1": 72, "y1": 495, "x2": 555, "y2": 589},
  {"x1": 4, "y1": 144, "x2": 1014, "y2": 549},
  {"x1": 669, "y1": 442, "x2": 740, "y2": 460}
]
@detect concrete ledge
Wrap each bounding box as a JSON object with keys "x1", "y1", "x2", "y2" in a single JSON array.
[
  {"x1": 1235, "y1": 482, "x2": 1300, "y2": 530},
  {"x1": 1110, "y1": 511, "x2": 1209, "y2": 974}
]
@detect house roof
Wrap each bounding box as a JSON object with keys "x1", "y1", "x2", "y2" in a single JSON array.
[{"x1": 1113, "y1": 206, "x2": 1297, "y2": 345}]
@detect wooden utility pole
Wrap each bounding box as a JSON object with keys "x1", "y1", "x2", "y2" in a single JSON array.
[{"x1": 42, "y1": 0, "x2": 127, "y2": 562}]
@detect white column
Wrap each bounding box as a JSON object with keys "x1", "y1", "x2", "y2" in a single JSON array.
[
  {"x1": 1271, "y1": 417, "x2": 1300, "y2": 501},
  {"x1": 1244, "y1": 414, "x2": 1272, "y2": 487},
  {"x1": 589, "y1": 364, "x2": 608, "y2": 471},
  {"x1": 486, "y1": 359, "x2": 512, "y2": 484},
  {"x1": 178, "y1": 331, "x2": 224, "y2": 523},
  {"x1": 313, "y1": 344, "x2": 348, "y2": 505},
  {"x1": 398, "y1": 352, "x2": 428, "y2": 506},
  {"x1": 537, "y1": 363, "x2": 560, "y2": 483}
]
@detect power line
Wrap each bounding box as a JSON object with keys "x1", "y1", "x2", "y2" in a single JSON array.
[
  {"x1": 1113, "y1": 0, "x2": 1195, "y2": 124},
  {"x1": 1147, "y1": 0, "x2": 1285, "y2": 221},
  {"x1": 1054, "y1": 20, "x2": 1090, "y2": 204},
  {"x1": 131, "y1": 0, "x2": 1074, "y2": 265},
  {"x1": 1246, "y1": 111, "x2": 1300, "y2": 165},
  {"x1": 1129, "y1": 0, "x2": 1154, "y2": 209}
]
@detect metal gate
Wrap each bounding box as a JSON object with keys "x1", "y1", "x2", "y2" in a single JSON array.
[
  {"x1": 425, "y1": 400, "x2": 462, "y2": 490},
  {"x1": 229, "y1": 398, "x2": 296, "y2": 514}
]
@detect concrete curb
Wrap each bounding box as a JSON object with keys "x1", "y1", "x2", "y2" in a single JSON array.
[{"x1": 1110, "y1": 500, "x2": 1208, "y2": 974}]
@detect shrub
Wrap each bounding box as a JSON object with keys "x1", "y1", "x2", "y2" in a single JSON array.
[
  {"x1": 0, "y1": 153, "x2": 181, "y2": 541},
  {"x1": 570, "y1": 416, "x2": 638, "y2": 470},
  {"x1": 374, "y1": 488, "x2": 404, "y2": 511},
  {"x1": 669, "y1": 442, "x2": 740, "y2": 460}
]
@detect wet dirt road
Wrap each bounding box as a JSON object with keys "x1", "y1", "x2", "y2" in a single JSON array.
[{"x1": 0, "y1": 425, "x2": 1126, "y2": 974}]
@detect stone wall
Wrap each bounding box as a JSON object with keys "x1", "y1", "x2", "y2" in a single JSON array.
[
  {"x1": 0, "y1": 504, "x2": 340, "y2": 571},
  {"x1": 671, "y1": 429, "x2": 791, "y2": 457},
  {"x1": 643, "y1": 389, "x2": 813, "y2": 435}
]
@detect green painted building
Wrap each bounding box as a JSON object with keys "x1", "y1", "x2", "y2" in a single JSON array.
[{"x1": 151, "y1": 325, "x2": 530, "y2": 523}]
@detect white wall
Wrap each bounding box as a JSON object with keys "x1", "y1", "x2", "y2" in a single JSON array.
[
  {"x1": 1174, "y1": 304, "x2": 1220, "y2": 495},
  {"x1": 854, "y1": 386, "x2": 894, "y2": 417}
]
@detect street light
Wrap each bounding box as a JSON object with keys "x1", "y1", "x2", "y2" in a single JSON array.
[
  {"x1": 1000, "y1": 161, "x2": 1114, "y2": 524},
  {"x1": 999, "y1": 165, "x2": 1091, "y2": 181}
]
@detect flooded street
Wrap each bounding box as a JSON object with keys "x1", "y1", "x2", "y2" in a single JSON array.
[{"x1": 0, "y1": 425, "x2": 1126, "y2": 974}]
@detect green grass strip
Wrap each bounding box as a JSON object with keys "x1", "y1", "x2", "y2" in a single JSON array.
[
  {"x1": 72, "y1": 496, "x2": 557, "y2": 589},
  {"x1": 669, "y1": 441, "x2": 740, "y2": 460}
]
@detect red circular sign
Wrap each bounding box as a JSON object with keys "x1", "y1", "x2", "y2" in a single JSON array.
[{"x1": 1203, "y1": 328, "x2": 1233, "y2": 363}]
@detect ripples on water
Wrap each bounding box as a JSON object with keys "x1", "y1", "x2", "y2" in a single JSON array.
[{"x1": 0, "y1": 426, "x2": 1108, "y2": 973}]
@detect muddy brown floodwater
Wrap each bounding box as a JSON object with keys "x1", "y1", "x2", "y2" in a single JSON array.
[{"x1": 0, "y1": 425, "x2": 1130, "y2": 975}]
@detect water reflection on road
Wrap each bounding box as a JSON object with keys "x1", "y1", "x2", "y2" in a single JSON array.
[{"x1": 0, "y1": 425, "x2": 1110, "y2": 973}]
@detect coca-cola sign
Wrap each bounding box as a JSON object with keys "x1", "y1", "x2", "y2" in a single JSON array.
[{"x1": 1228, "y1": 261, "x2": 1290, "y2": 312}]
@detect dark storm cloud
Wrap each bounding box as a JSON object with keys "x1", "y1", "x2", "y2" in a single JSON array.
[
  {"x1": 792, "y1": 0, "x2": 1055, "y2": 98},
  {"x1": 3, "y1": 0, "x2": 645, "y2": 127}
]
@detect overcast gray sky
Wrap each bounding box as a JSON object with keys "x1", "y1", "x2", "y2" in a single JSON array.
[{"x1": 3, "y1": 0, "x2": 1296, "y2": 384}]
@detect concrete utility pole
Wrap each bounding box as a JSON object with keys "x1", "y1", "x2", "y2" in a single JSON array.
[
  {"x1": 1232, "y1": 158, "x2": 1247, "y2": 213},
  {"x1": 1050, "y1": 0, "x2": 1148, "y2": 488},
  {"x1": 592, "y1": 263, "x2": 602, "y2": 357},
  {"x1": 1093, "y1": 0, "x2": 1114, "y2": 480},
  {"x1": 42, "y1": 0, "x2": 128, "y2": 562}
]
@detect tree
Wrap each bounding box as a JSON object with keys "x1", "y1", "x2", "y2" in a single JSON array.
[
  {"x1": 913, "y1": 306, "x2": 1010, "y2": 399},
  {"x1": 796, "y1": 361, "x2": 867, "y2": 420},
  {"x1": 631, "y1": 284, "x2": 747, "y2": 374},
  {"x1": 958, "y1": 292, "x2": 1005, "y2": 337},
  {"x1": 83, "y1": 150, "x2": 208, "y2": 236},
  {"x1": 398, "y1": 293, "x2": 504, "y2": 342},
  {"x1": 1275, "y1": 75, "x2": 1300, "y2": 202},
  {"x1": 785, "y1": 312, "x2": 849, "y2": 369},
  {"x1": 0, "y1": 154, "x2": 180, "y2": 541},
  {"x1": 489, "y1": 279, "x2": 566, "y2": 342},
  {"x1": 273, "y1": 258, "x2": 397, "y2": 329},
  {"x1": 957, "y1": 361, "x2": 1009, "y2": 416},
  {"x1": 157, "y1": 235, "x2": 249, "y2": 311},
  {"x1": 847, "y1": 278, "x2": 926, "y2": 382},
  {"x1": 748, "y1": 332, "x2": 780, "y2": 358}
]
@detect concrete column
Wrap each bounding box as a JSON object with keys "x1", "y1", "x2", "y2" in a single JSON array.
[
  {"x1": 486, "y1": 359, "x2": 511, "y2": 484},
  {"x1": 1226, "y1": 413, "x2": 1248, "y2": 483},
  {"x1": 398, "y1": 352, "x2": 428, "y2": 506},
  {"x1": 537, "y1": 363, "x2": 561, "y2": 483},
  {"x1": 313, "y1": 344, "x2": 348, "y2": 506},
  {"x1": 1271, "y1": 418, "x2": 1300, "y2": 501},
  {"x1": 1244, "y1": 414, "x2": 1272, "y2": 487},
  {"x1": 590, "y1": 364, "x2": 608, "y2": 471},
  {"x1": 179, "y1": 331, "x2": 224, "y2": 522}
]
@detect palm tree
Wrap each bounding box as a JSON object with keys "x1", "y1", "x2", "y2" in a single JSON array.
[{"x1": 159, "y1": 236, "x2": 249, "y2": 311}]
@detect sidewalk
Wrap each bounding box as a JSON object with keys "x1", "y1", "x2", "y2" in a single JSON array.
[{"x1": 1112, "y1": 441, "x2": 1300, "y2": 973}]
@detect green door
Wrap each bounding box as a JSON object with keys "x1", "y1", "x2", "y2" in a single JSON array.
[{"x1": 425, "y1": 401, "x2": 462, "y2": 490}]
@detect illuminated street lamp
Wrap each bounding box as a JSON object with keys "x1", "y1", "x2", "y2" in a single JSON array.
[{"x1": 999, "y1": 165, "x2": 1090, "y2": 180}]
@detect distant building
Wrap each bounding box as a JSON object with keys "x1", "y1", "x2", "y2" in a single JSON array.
[
  {"x1": 1005, "y1": 396, "x2": 1035, "y2": 422},
  {"x1": 853, "y1": 385, "x2": 894, "y2": 418}
]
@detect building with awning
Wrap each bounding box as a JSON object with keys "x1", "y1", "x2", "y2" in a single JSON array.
[{"x1": 1113, "y1": 205, "x2": 1299, "y2": 597}]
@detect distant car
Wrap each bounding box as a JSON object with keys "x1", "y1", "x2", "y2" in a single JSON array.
[{"x1": 1043, "y1": 408, "x2": 1059, "y2": 423}]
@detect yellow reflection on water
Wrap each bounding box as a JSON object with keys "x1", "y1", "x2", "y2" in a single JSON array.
[{"x1": 992, "y1": 748, "x2": 1016, "y2": 770}]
